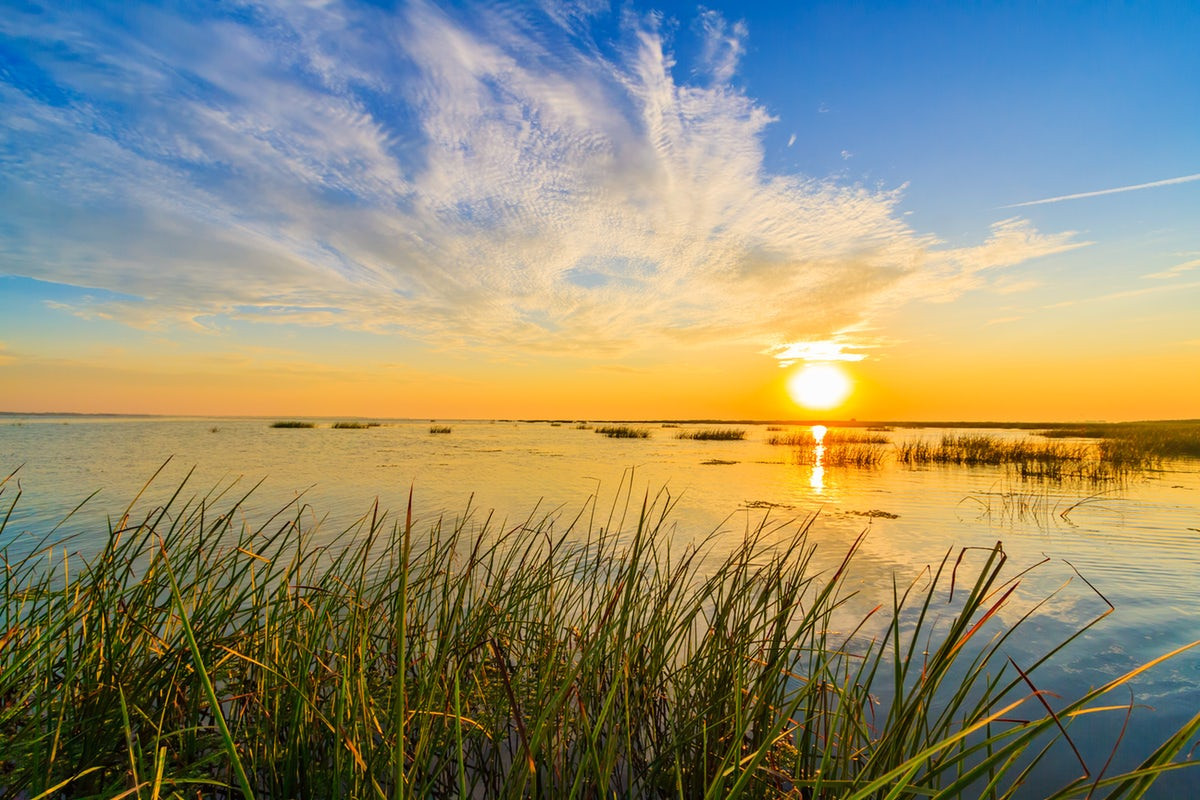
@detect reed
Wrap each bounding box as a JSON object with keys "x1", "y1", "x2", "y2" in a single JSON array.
[
  {"x1": 594, "y1": 425, "x2": 650, "y2": 439},
  {"x1": 269, "y1": 420, "x2": 315, "y2": 429},
  {"x1": 1, "y1": 472, "x2": 1197, "y2": 798},
  {"x1": 822, "y1": 442, "x2": 887, "y2": 468},
  {"x1": 675, "y1": 428, "x2": 746, "y2": 441},
  {"x1": 429, "y1": 425, "x2": 453, "y2": 434},
  {"x1": 331, "y1": 421, "x2": 378, "y2": 429}
]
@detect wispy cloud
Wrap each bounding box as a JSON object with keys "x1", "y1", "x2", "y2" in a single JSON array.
[
  {"x1": 1003, "y1": 172, "x2": 1200, "y2": 208},
  {"x1": 1046, "y1": 279, "x2": 1200, "y2": 309},
  {"x1": 1143, "y1": 257, "x2": 1200, "y2": 280},
  {"x1": 1, "y1": 1, "x2": 1081, "y2": 362}
]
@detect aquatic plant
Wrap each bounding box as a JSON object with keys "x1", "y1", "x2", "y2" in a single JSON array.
[
  {"x1": 821, "y1": 442, "x2": 887, "y2": 468},
  {"x1": 332, "y1": 421, "x2": 375, "y2": 429},
  {"x1": 594, "y1": 425, "x2": 650, "y2": 439},
  {"x1": 0, "y1": 471, "x2": 1197, "y2": 798},
  {"x1": 269, "y1": 420, "x2": 315, "y2": 429},
  {"x1": 429, "y1": 425, "x2": 453, "y2": 434},
  {"x1": 675, "y1": 428, "x2": 747, "y2": 441}
]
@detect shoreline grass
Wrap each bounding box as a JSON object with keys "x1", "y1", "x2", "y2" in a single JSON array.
[{"x1": 1, "y1": 474, "x2": 1198, "y2": 797}]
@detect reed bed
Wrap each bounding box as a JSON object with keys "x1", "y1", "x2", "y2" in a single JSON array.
[
  {"x1": 1, "y1": 472, "x2": 1198, "y2": 798},
  {"x1": 269, "y1": 421, "x2": 315, "y2": 429},
  {"x1": 821, "y1": 442, "x2": 887, "y2": 468},
  {"x1": 1039, "y1": 421, "x2": 1200, "y2": 459},
  {"x1": 429, "y1": 425, "x2": 453, "y2": 434},
  {"x1": 331, "y1": 421, "x2": 379, "y2": 430},
  {"x1": 594, "y1": 425, "x2": 650, "y2": 439},
  {"x1": 675, "y1": 428, "x2": 747, "y2": 441},
  {"x1": 897, "y1": 435, "x2": 1154, "y2": 482},
  {"x1": 767, "y1": 430, "x2": 890, "y2": 447}
]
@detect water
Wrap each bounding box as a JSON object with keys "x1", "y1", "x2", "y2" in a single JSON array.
[{"x1": 2, "y1": 415, "x2": 1199, "y2": 793}]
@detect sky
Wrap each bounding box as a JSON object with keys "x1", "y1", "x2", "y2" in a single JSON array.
[{"x1": 1, "y1": 0, "x2": 1197, "y2": 421}]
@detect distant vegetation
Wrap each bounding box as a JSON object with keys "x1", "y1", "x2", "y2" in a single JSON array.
[
  {"x1": 767, "y1": 430, "x2": 890, "y2": 447},
  {"x1": 270, "y1": 420, "x2": 315, "y2": 429},
  {"x1": 675, "y1": 428, "x2": 746, "y2": 441},
  {"x1": 1039, "y1": 421, "x2": 1200, "y2": 458},
  {"x1": 1, "y1": 478, "x2": 1195, "y2": 796},
  {"x1": 594, "y1": 425, "x2": 650, "y2": 439},
  {"x1": 429, "y1": 425, "x2": 453, "y2": 434},
  {"x1": 331, "y1": 421, "x2": 379, "y2": 429}
]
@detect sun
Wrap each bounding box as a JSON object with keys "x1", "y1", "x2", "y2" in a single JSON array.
[{"x1": 787, "y1": 364, "x2": 851, "y2": 410}]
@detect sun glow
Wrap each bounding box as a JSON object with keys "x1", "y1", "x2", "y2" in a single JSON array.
[{"x1": 787, "y1": 364, "x2": 851, "y2": 410}]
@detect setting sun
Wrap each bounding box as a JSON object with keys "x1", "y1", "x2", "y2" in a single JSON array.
[{"x1": 787, "y1": 364, "x2": 851, "y2": 410}]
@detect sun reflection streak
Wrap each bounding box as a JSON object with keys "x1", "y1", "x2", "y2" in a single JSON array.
[{"x1": 810, "y1": 425, "x2": 826, "y2": 492}]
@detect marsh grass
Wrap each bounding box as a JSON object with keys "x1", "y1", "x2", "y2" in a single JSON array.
[
  {"x1": 897, "y1": 435, "x2": 1154, "y2": 482},
  {"x1": 768, "y1": 430, "x2": 890, "y2": 447},
  {"x1": 2, "y1": 469, "x2": 1198, "y2": 798},
  {"x1": 821, "y1": 442, "x2": 887, "y2": 468},
  {"x1": 675, "y1": 428, "x2": 746, "y2": 441},
  {"x1": 269, "y1": 421, "x2": 315, "y2": 429},
  {"x1": 429, "y1": 425, "x2": 453, "y2": 434},
  {"x1": 594, "y1": 425, "x2": 650, "y2": 439},
  {"x1": 331, "y1": 421, "x2": 379, "y2": 430},
  {"x1": 1040, "y1": 422, "x2": 1200, "y2": 459}
]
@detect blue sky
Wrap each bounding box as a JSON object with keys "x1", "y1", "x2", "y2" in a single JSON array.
[{"x1": 2, "y1": 1, "x2": 1197, "y2": 418}]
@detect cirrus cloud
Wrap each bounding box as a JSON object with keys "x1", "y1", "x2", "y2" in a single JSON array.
[{"x1": 0, "y1": 1, "x2": 1083, "y2": 361}]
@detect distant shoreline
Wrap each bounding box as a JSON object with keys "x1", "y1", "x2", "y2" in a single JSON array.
[{"x1": 2, "y1": 411, "x2": 1196, "y2": 428}]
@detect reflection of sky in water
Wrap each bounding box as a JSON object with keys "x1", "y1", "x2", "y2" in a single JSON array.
[{"x1": 2, "y1": 416, "x2": 1199, "y2": 794}]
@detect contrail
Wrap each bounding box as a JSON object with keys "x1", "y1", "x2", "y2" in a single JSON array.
[{"x1": 1002, "y1": 172, "x2": 1200, "y2": 208}]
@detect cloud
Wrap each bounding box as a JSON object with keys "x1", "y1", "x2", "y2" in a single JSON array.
[
  {"x1": 1046, "y1": 279, "x2": 1200, "y2": 309},
  {"x1": 1143, "y1": 257, "x2": 1200, "y2": 280},
  {"x1": 1003, "y1": 172, "x2": 1200, "y2": 208},
  {"x1": 1, "y1": 1, "x2": 1082, "y2": 362}
]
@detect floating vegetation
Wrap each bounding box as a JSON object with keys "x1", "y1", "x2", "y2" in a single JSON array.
[
  {"x1": 846, "y1": 509, "x2": 900, "y2": 519},
  {"x1": 594, "y1": 425, "x2": 650, "y2": 439},
  {"x1": 429, "y1": 425, "x2": 453, "y2": 434},
  {"x1": 701, "y1": 458, "x2": 738, "y2": 465},
  {"x1": 1, "y1": 478, "x2": 1196, "y2": 797},
  {"x1": 676, "y1": 428, "x2": 746, "y2": 441},
  {"x1": 270, "y1": 420, "x2": 315, "y2": 429}
]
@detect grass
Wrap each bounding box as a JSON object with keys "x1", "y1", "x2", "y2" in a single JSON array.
[
  {"x1": 429, "y1": 425, "x2": 453, "y2": 434},
  {"x1": 1, "y1": 471, "x2": 1199, "y2": 798},
  {"x1": 675, "y1": 428, "x2": 747, "y2": 441},
  {"x1": 1039, "y1": 422, "x2": 1200, "y2": 460},
  {"x1": 767, "y1": 430, "x2": 890, "y2": 447},
  {"x1": 594, "y1": 425, "x2": 650, "y2": 439},
  {"x1": 821, "y1": 442, "x2": 887, "y2": 468},
  {"x1": 331, "y1": 421, "x2": 379, "y2": 430},
  {"x1": 269, "y1": 421, "x2": 315, "y2": 429},
  {"x1": 896, "y1": 434, "x2": 1155, "y2": 481}
]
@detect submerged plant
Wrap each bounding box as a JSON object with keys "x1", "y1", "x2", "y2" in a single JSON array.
[{"x1": 0, "y1": 470, "x2": 1197, "y2": 798}]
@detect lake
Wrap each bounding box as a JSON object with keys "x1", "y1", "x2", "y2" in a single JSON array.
[{"x1": 2, "y1": 415, "x2": 1198, "y2": 794}]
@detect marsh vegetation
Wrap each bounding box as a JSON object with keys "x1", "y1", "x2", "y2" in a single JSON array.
[
  {"x1": 594, "y1": 425, "x2": 650, "y2": 439},
  {"x1": 2, "y1": 473, "x2": 1197, "y2": 798}
]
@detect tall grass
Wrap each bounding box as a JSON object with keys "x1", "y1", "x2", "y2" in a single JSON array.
[
  {"x1": 1039, "y1": 421, "x2": 1200, "y2": 459},
  {"x1": 1, "y1": 471, "x2": 1198, "y2": 797},
  {"x1": 767, "y1": 430, "x2": 890, "y2": 447},
  {"x1": 269, "y1": 421, "x2": 314, "y2": 429},
  {"x1": 897, "y1": 435, "x2": 1152, "y2": 481},
  {"x1": 675, "y1": 428, "x2": 746, "y2": 441},
  {"x1": 594, "y1": 425, "x2": 650, "y2": 439},
  {"x1": 332, "y1": 421, "x2": 379, "y2": 430},
  {"x1": 429, "y1": 425, "x2": 453, "y2": 434}
]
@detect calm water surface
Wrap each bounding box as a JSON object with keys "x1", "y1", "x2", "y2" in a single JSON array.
[{"x1": 2, "y1": 416, "x2": 1198, "y2": 793}]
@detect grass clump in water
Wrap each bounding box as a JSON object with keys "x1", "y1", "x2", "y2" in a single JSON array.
[
  {"x1": 270, "y1": 420, "x2": 315, "y2": 429},
  {"x1": 332, "y1": 421, "x2": 378, "y2": 429},
  {"x1": 1, "y1": 471, "x2": 1198, "y2": 798},
  {"x1": 594, "y1": 425, "x2": 650, "y2": 438},
  {"x1": 675, "y1": 428, "x2": 746, "y2": 441},
  {"x1": 429, "y1": 425, "x2": 453, "y2": 434}
]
